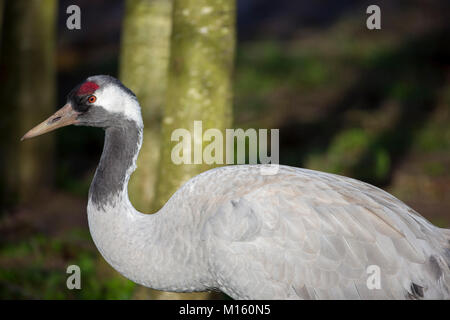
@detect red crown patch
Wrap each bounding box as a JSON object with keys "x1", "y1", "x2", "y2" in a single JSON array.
[{"x1": 77, "y1": 82, "x2": 100, "y2": 95}]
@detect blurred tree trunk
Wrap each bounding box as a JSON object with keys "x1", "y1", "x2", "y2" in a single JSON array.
[
  {"x1": 116, "y1": 0, "x2": 174, "y2": 300},
  {"x1": 119, "y1": 0, "x2": 173, "y2": 213},
  {"x1": 0, "y1": 0, "x2": 57, "y2": 207},
  {"x1": 152, "y1": 0, "x2": 236, "y2": 299}
]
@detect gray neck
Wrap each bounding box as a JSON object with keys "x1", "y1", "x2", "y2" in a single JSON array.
[
  {"x1": 89, "y1": 120, "x2": 142, "y2": 209},
  {"x1": 86, "y1": 118, "x2": 215, "y2": 291}
]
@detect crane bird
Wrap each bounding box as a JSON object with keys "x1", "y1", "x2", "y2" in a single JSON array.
[{"x1": 22, "y1": 75, "x2": 450, "y2": 300}]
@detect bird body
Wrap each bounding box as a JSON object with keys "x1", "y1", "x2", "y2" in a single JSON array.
[{"x1": 22, "y1": 75, "x2": 450, "y2": 299}]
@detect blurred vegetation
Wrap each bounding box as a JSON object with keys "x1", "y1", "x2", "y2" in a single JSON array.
[
  {"x1": 0, "y1": 0, "x2": 57, "y2": 206},
  {"x1": 234, "y1": 30, "x2": 449, "y2": 188},
  {"x1": 0, "y1": 0, "x2": 449, "y2": 299},
  {"x1": 0, "y1": 229, "x2": 134, "y2": 299}
]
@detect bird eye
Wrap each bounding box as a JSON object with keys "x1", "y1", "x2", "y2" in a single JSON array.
[{"x1": 88, "y1": 95, "x2": 97, "y2": 104}]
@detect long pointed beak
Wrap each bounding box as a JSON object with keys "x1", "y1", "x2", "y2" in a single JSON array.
[{"x1": 21, "y1": 103, "x2": 80, "y2": 141}]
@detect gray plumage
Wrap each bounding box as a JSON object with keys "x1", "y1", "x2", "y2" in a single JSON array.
[
  {"x1": 83, "y1": 77, "x2": 450, "y2": 299},
  {"x1": 32, "y1": 75, "x2": 450, "y2": 299}
]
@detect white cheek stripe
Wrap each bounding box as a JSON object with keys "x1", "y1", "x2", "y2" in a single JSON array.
[{"x1": 95, "y1": 85, "x2": 143, "y2": 126}]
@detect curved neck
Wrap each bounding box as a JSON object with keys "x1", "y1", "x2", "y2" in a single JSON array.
[
  {"x1": 87, "y1": 120, "x2": 213, "y2": 291},
  {"x1": 89, "y1": 120, "x2": 142, "y2": 210}
]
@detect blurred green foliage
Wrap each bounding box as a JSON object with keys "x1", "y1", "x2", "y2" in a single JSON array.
[
  {"x1": 306, "y1": 128, "x2": 390, "y2": 181},
  {"x1": 0, "y1": 230, "x2": 135, "y2": 299}
]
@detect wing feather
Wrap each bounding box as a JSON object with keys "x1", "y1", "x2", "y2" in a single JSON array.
[{"x1": 201, "y1": 166, "x2": 450, "y2": 299}]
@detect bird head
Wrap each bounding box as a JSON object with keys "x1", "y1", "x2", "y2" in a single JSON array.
[{"x1": 21, "y1": 75, "x2": 142, "y2": 141}]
